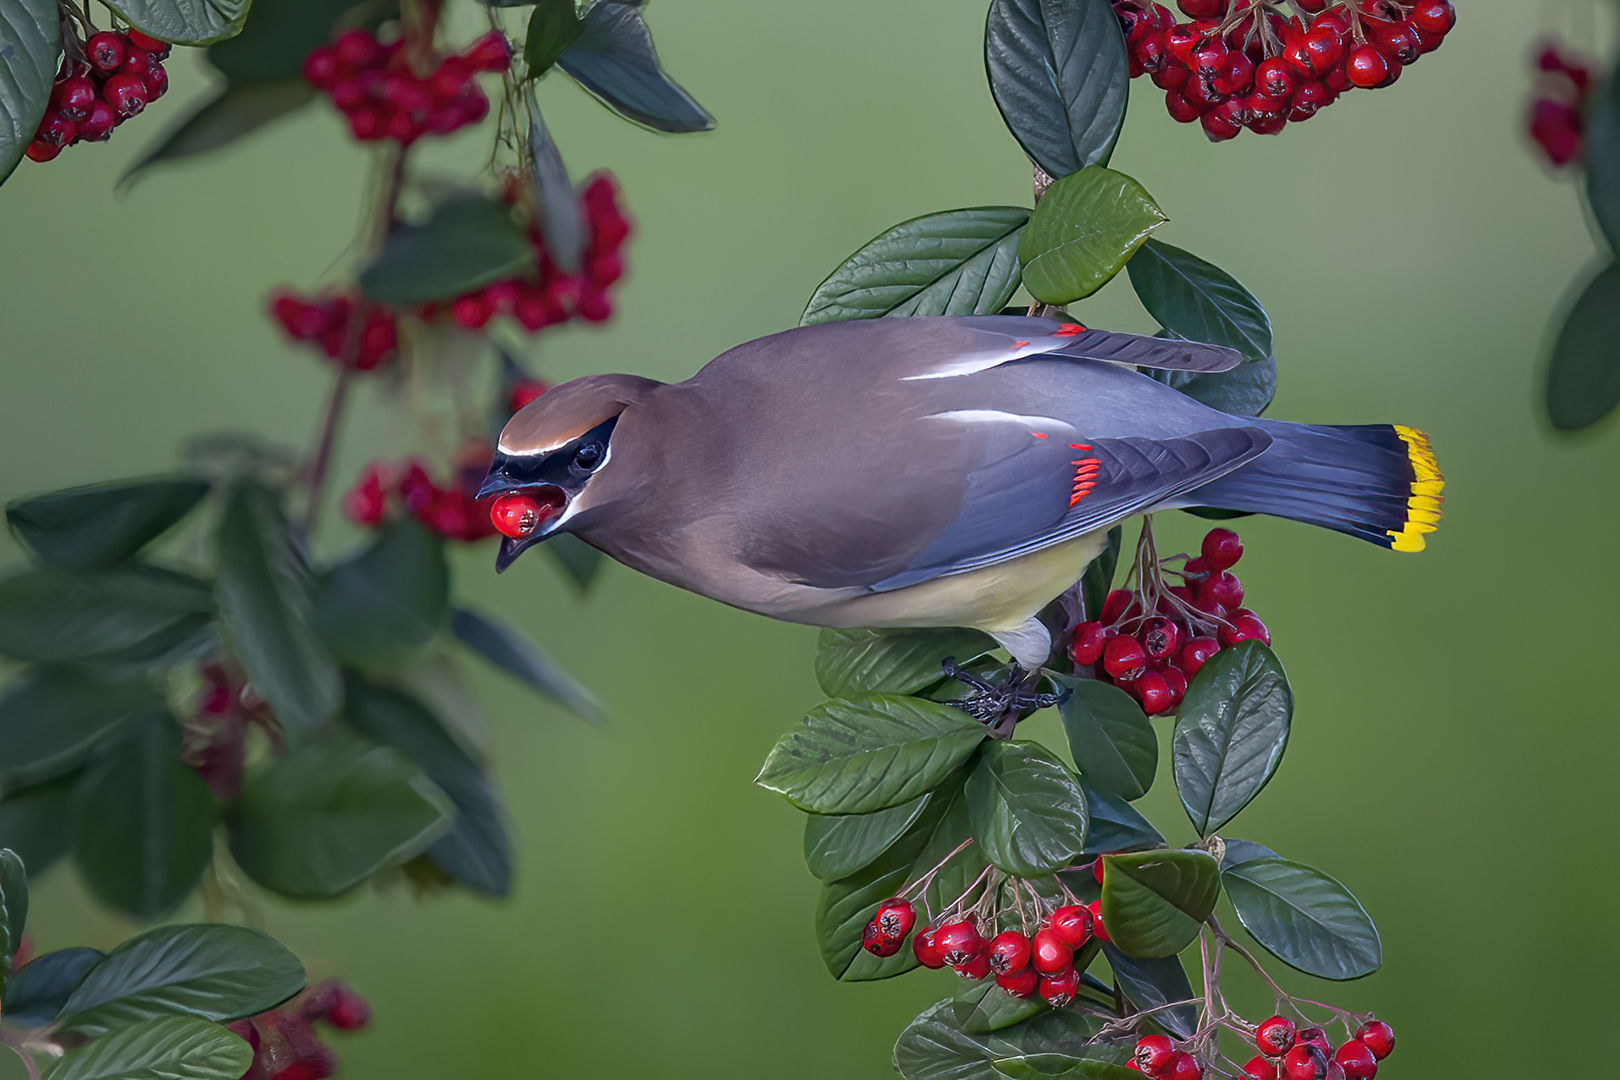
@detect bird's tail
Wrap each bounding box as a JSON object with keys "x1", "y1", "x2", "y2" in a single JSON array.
[{"x1": 1187, "y1": 421, "x2": 1444, "y2": 551}]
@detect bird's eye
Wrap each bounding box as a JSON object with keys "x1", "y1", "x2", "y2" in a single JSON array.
[{"x1": 573, "y1": 443, "x2": 603, "y2": 471}]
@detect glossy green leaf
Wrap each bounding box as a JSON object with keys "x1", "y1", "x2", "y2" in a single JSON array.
[
  {"x1": 0, "y1": 0, "x2": 59, "y2": 187},
  {"x1": 59, "y1": 923, "x2": 304, "y2": 1036},
  {"x1": 0, "y1": 670, "x2": 159, "y2": 789},
  {"x1": 49, "y1": 1015, "x2": 253, "y2": 1080},
  {"x1": 343, "y1": 677, "x2": 512, "y2": 897},
  {"x1": 3, "y1": 947, "x2": 103, "y2": 1027},
  {"x1": 802, "y1": 792, "x2": 930, "y2": 881},
  {"x1": 102, "y1": 0, "x2": 252, "y2": 46},
  {"x1": 894, "y1": 998, "x2": 1121, "y2": 1080},
  {"x1": 71, "y1": 713, "x2": 214, "y2": 919},
  {"x1": 1053, "y1": 675, "x2": 1156, "y2": 801},
  {"x1": 1080, "y1": 783, "x2": 1163, "y2": 855},
  {"x1": 556, "y1": 1, "x2": 713, "y2": 132},
  {"x1": 1099, "y1": 849, "x2": 1220, "y2": 958},
  {"x1": 544, "y1": 532, "x2": 606, "y2": 592},
  {"x1": 1219, "y1": 838, "x2": 1277, "y2": 868},
  {"x1": 993, "y1": 1056, "x2": 1140, "y2": 1080},
  {"x1": 0, "y1": 565, "x2": 212, "y2": 663},
  {"x1": 1020, "y1": 166, "x2": 1166, "y2": 305},
  {"x1": 1222, "y1": 856, "x2": 1381, "y2": 980},
  {"x1": 227, "y1": 734, "x2": 452, "y2": 899},
  {"x1": 954, "y1": 975, "x2": 1048, "y2": 1034},
  {"x1": 525, "y1": 91, "x2": 586, "y2": 274},
  {"x1": 984, "y1": 0, "x2": 1129, "y2": 178},
  {"x1": 1583, "y1": 63, "x2": 1620, "y2": 253},
  {"x1": 213, "y1": 480, "x2": 340, "y2": 731},
  {"x1": 1078, "y1": 525, "x2": 1121, "y2": 625},
  {"x1": 1100, "y1": 945, "x2": 1197, "y2": 1038},
  {"x1": 757, "y1": 694, "x2": 987, "y2": 815},
  {"x1": 6, "y1": 478, "x2": 209, "y2": 571},
  {"x1": 801, "y1": 208, "x2": 1031, "y2": 325},
  {"x1": 966, "y1": 740, "x2": 1087, "y2": 876},
  {"x1": 1152, "y1": 352, "x2": 1277, "y2": 418},
  {"x1": 0, "y1": 776, "x2": 75, "y2": 874},
  {"x1": 0, "y1": 847, "x2": 24, "y2": 972},
  {"x1": 449, "y1": 607, "x2": 604, "y2": 723},
  {"x1": 123, "y1": 81, "x2": 315, "y2": 182},
  {"x1": 312, "y1": 519, "x2": 449, "y2": 667},
  {"x1": 525, "y1": 0, "x2": 585, "y2": 76},
  {"x1": 814, "y1": 627, "x2": 997, "y2": 698},
  {"x1": 1172, "y1": 641, "x2": 1291, "y2": 836},
  {"x1": 1128, "y1": 240, "x2": 1271, "y2": 362},
  {"x1": 1545, "y1": 260, "x2": 1620, "y2": 432},
  {"x1": 359, "y1": 196, "x2": 534, "y2": 305}
]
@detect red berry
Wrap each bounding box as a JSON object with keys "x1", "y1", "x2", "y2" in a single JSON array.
[
  {"x1": 1135, "y1": 670, "x2": 1174, "y2": 715},
  {"x1": 1243, "y1": 1057, "x2": 1280, "y2": 1080},
  {"x1": 956, "y1": 950, "x2": 992, "y2": 980},
  {"x1": 1408, "y1": 0, "x2": 1454, "y2": 35},
  {"x1": 1038, "y1": 966, "x2": 1078, "y2": 1006},
  {"x1": 325, "y1": 990, "x2": 371, "y2": 1031},
  {"x1": 1160, "y1": 665, "x2": 1187, "y2": 706},
  {"x1": 144, "y1": 61, "x2": 168, "y2": 101},
  {"x1": 1152, "y1": 62, "x2": 1190, "y2": 92},
  {"x1": 875, "y1": 897, "x2": 915, "y2": 941},
  {"x1": 1333, "y1": 1041, "x2": 1377, "y2": 1080},
  {"x1": 77, "y1": 99, "x2": 116, "y2": 141},
  {"x1": 127, "y1": 29, "x2": 170, "y2": 57},
  {"x1": 1165, "y1": 89, "x2": 1203, "y2": 123},
  {"x1": 1166, "y1": 1052, "x2": 1202, "y2": 1080},
  {"x1": 577, "y1": 287, "x2": 613, "y2": 323},
  {"x1": 1296, "y1": 1028, "x2": 1332, "y2": 1054},
  {"x1": 1211, "y1": 51, "x2": 1254, "y2": 96},
  {"x1": 1048, "y1": 904, "x2": 1093, "y2": 948},
  {"x1": 988, "y1": 931, "x2": 1031, "y2": 974},
  {"x1": 1289, "y1": 80, "x2": 1333, "y2": 120},
  {"x1": 1198, "y1": 571, "x2": 1243, "y2": 610},
  {"x1": 1345, "y1": 45, "x2": 1387, "y2": 87},
  {"x1": 1030, "y1": 927, "x2": 1072, "y2": 974},
  {"x1": 24, "y1": 139, "x2": 60, "y2": 162},
  {"x1": 302, "y1": 46, "x2": 340, "y2": 88},
  {"x1": 87, "y1": 32, "x2": 126, "y2": 72},
  {"x1": 1355, "y1": 1021, "x2": 1394, "y2": 1060},
  {"x1": 1100, "y1": 588, "x2": 1135, "y2": 625},
  {"x1": 1165, "y1": 24, "x2": 1202, "y2": 66},
  {"x1": 102, "y1": 72, "x2": 149, "y2": 117},
  {"x1": 1135, "y1": 1035, "x2": 1177, "y2": 1076},
  {"x1": 1136, "y1": 33, "x2": 1169, "y2": 74},
  {"x1": 120, "y1": 48, "x2": 154, "y2": 80},
  {"x1": 1180, "y1": 636, "x2": 1219, "y2": 676},
  {"x1": 1087, "y1": 900, "x2": 1108, "y2": 942},
  {"x1": 1256, "y1": 1016, "x2": 1297, "y2": 1056},
  {"x1": 1370, "y1": 19, "x2": 1421, "y2": 65},
  {"x1": 1103, "y1": 635, "x2": 1148, "y2": 681},
  {"x1": 54, "y1": 77, "x2": 96, "y2": 122},
  {"x1": 1281, "y1": 1046, "x2": 1326, "y2": 1080},
  {"x1": 1200, "y1": 527, "x2": 1242, "y2": 569},
  {"x1": 1070, "y1": 621, "x2": 1108, "y2": 666},
  {"x1": 464, "y1": 30, "x2": 513, "y2": 73},
  {"x1": 489, "y1": 493, "x2": 548, "y2": 539},
  {"x1": 342, "y1": 474, "x2": 388, "y2": 526},
  {"x1": 996, "y1": 967, "x2": 1039, "y2": 997},
  {"x1": 1219, "y1": 608, "x2": 1270, "y2": 647},
  {"x1": 510, "y1": 380, "x2": 549, "y2": 412},
  {"x1": 935, "y1": 919, "x2": 983, "y2": 967},
  {"x1": 450, "y1": 292, "x2": 493, "y2": 330},
  {"x1": 1301, "y1": 28, "x2": 1344, "y2": 74},
  {"x1": 862, "y1": 920, "x2": 902, "y2": 957},
  {"x1": 334, "y1": 29, "x2": 382, "y2": 69},
  {"x1": 1140, "y1": 617, "x2": 1179, "y2": 662},
  {"x1": 587, "y1": 250, "x2": 625, "y2": 288},
  {"x1": 35, "y1": 113, "x2": 75, "y2": 148},
  {"x1": 1200, "y1": 100, "x2": 1243, "y2": 142},
  {"x1": 913, "y1": 927, "x2": 947, "y2": 968},
  {"x1": 1253, "y1": 58, "x2": 1296, "y2": 99}
]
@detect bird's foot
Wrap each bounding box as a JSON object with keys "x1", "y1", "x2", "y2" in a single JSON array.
[{"x1": 940, "y1": 658, "x2": 1064, "y2": 738}]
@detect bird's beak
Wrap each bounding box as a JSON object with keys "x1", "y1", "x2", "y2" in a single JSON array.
[
  {"x1": 496, "y1": 531, "x2": 547, "y2": 572},
  {"x1": 477, "y1": 472, "x2": 525, "y2": 499}
]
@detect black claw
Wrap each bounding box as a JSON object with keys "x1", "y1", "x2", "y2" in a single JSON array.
[{"x1": 941, "y1": 661, "x2": 1059, "y2": 731}]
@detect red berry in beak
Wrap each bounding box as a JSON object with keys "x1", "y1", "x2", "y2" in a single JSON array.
[{"x1": 490, "y1": 493, "x2": 550, "y2": 538}]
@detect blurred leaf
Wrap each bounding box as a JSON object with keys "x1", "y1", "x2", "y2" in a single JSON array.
[
  {"x1": 984, "y1": 0, "x2": 1129, "y2": 178},
  {"x1": 123, "y1": 81, "x2": 315, "y2": 182},
  {"x1": 375, "y1": 646, "x2": 493, "y2": 761},
  {"x1": 48, "y1": 1015, "x2": 253, "y2": 1080},
  {"x1": 1127, "y1": 240, "x2": 1271, "y2": 362},
  {"x1": 955, "y1": 977, "x2": 1047, "y2": 1035},
  {"x1": 226, "y1": 734, "x2": 452, "y2": 899},
  {"x1": 802, "y1": 792, "x2": 930, "y2": 882},
  {"x1": 1099, "y1": 946, "x2": 1197, "y2": 1038},
  {"x1": 359, "y1": 196, "x2": 534, "y2": 305},
  {"x1": 0, "y1": 847, "x2": 24, "y2": 972},
  {"x1": 343, "y1": 677, "x2": 512, "y2": 897},
  {"x1": 1078, "y1": 525, "x2": 1121, "y2": 624},
  {"x1": 0, "y1": 670, "x2": 160, "y2": 789},
  {"x1": 1152, "y1": 353, "x2": 1277, "y2": 418},
  {"x1": 102, "y1": 0, "x2": 252, "y2": 46},
  {"x1": 801, "y1": 208, "x2": 1031, "y2": 325},
  {"x1": 449, "y1": 607, "x2": 603, "y2": 723},
  {"x1": 993, "y1": 1056, "x2": 1139, "y2": 1080},
  {"x1": 59, "y1": 923, "x2": 304, "y2": 1036},
  {"x1": 525, "y1": 0, "x2": 585, "y2": 76},
  {"x1": 1019, "y1": 166, "x2": 1166, "y2": 305},
  {"x1": 757, "y1": 694, "x2": 987, "y2": 815},
  {"x1": 1545, "y1": 260, "x2": 1620, "y2": 432},
  {"x1": 71, "y1": 712, "x2": 214, "y2": 920},
  {"x1": 213, "y1": 480, "x2": 340, "y2": 731},
  {"x1": 311, "y1": 519, "x2": 448, "y2": 667},
  {"x1": 965, "y1": 740, "x2": 1087, "y2": 877},
  {"x1": 1054, "y1": 676, "x2": 1155, "y2": 801},
  {"x1": 525, "y1": 94, "x2": 586, "y2": 274},
  {"x1": 1099, "y1": 849, "x2": 1219, "y2": 958},
  {"x1": 6, "y1": 478, "x2": 209, "y2": 571},
  {"x1": 1172, "y1": 641, "x2": 1290, "y2": 836},
  {"x1": 894, "y1": 998, "x2": 1120, "y2": 1080},
  {"x1": 556, "y1": 1, "x2": 713, "y2": 132},
  {"x1": 815, "y1": 627, "x2": 996, "y2": 698},
  {"x1": 1583, "y1": 67, "x2": 1620, "y2": 253},
  {"x1": 0, "y1": 565, "x2": 213, "y2": 663},
  {"x1": 1222, "y1": 856, "x2": 1380, "y2": 980},
  {"x1": 545, "y1": 532, "x2": 606, "y2": 592},
  {"x1": 1080, "y1": 783, "x2": 1163, "y2": 855},
  {"x1": 208, "y1": 0, "x2": 393, "y2": 82},
  {"x1": 0, "y1": 776, "x2": 76, "y2": 875},
  {"x1": 0, "y1": 0, "x2": 59, "y2": 187},
  {"x1": 3, "y1": 947, "x2": 103, "y2": 1027}
]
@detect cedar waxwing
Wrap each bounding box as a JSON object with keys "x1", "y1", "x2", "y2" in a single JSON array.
[{"x1": 477, "y1": 316, "x2": 1442, "y2": 668}]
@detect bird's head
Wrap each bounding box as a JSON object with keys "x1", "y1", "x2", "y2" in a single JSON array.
[{"x1": 478, "y1": 373, "x2": 659, "y2": 571}]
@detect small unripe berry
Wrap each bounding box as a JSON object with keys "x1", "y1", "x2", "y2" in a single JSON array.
[
  {"x1": 1355, "y1": 1021, "x2": 1395, "y2": 1060},
  {"x1": 988, "y1": 930, "x2": 1030, "y2": 975},
  {"x1": 1256, "y1": 1015, "x2": 1297, "y2": 1056}
]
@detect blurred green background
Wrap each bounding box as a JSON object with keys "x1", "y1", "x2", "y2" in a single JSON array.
[{"x1": 1, "y1": 0, "x2": 1616, "y2": 1076}]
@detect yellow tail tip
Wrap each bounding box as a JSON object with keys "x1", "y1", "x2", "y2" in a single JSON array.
[{"x1": 1388, "y1": 426, "x2": 1444, "y2": 552}]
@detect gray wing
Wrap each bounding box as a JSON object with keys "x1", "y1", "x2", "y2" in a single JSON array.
[{"x1": 953, "y1": 316, "x2": 1244, "y2": 373}]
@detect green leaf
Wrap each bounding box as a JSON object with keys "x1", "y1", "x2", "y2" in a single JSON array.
[
  {"x1": 359, "y1": 196, "x2": 534, "y2": 305},
  {"x1": 1099, "y1": 945, "x2": 1197, "y2": 1038},
  {"x1": 802, "y1": 792, "x2": 930, "y2": 882},
  {"x1": 1222, "y1": 856, "x2": 1381, "y2": 980},
  {"x1": 0, "y1": 0, "x2": 59, "y2": 187},
  {"x1": 59, "y1": 923, "x2": 304, "y2": 1036},
  {"x1": 1127, "y1": 240, "x2": 1271, "y2": 363},
  {"x1": 0, "y1": 847, "x2": 25, "y2": 971},
  {"x1": 213, "y1": 480, "x2": 340, "y2": 731},
  {"x1": 0, "y1": 565, "x2": 213, "y2": 663},
  {"x1": 1099, "y1": 849, "x2": 1220, "y2": 958},
  {"x1": 3, "y1": 947, "x2": 104, "y2": 1027},
  {"x1": 1172, "y1": 641, "x2": 1291, "y2": 836},
  {"x1": 816, "y1": 771, "x2": 985, "y2": 981},
  {"x1": 1545, "y1": 260, "x2": 1620, "y2": 432},
  {"x1": 1152, "y1": 352, "x2": 1277, "y2": 418},
  {"x1": 0, "y1": 670, "x2": 160, "y2": 789},
  {"x1": 312, "y1": 519, "x2": 449, "y2": 667},
  {"x1": 1053, "y1": 676, "x2": 1156, "y2": 801},
  {"x1": 525, "y1": 0, "x2": 585, "y2": 76},
  {"x1": 756, "y1": 695, "x2": 987, "y2": 815},
  {"x1": 814, "y1": 627, "x2": 997, "y2": 698},
  {"x1": 544, "y1": 532, "x2": 606, "y2": 592},
  {"x1": 1583, "y1": 65, "x2": 1620, "y2": 253},
  {"x1": 954, "y1": 975, "x2": 1049, "y2": 1035},
  {"x1": 343, "y1": 677, "x2": 512, "y2": 897},
  {"x1": 801, "y1": 208, "x2": 1032, "y2": 325},
  {"x1": 993, "y1": 1056, "x2": 1140, "y2": 1080},
  {"x1": 1078, "y1": 525, "x2": 1121, "y2": 624},
  {"x1": 102, "y1": 0, "x2": 253, "y2": 46},
  {"x1": 6, "y1": 478, "x2": 209, "y2": 571},
  {"x1": 48, "y1": 1015, "x2": 253, "y2": 1080},
  {"x1": 1080, "y1": 784, "x2": 1163, "y2": 855},
  {"x1": 555, "y1": 1, "x2": 713, "y2": 132},
  {"x1": 894, "y1": 998, "x2": 1120, "y2": 1080},
  {"x1": 226, "y1": 734, "x2": 452, "y2": 899},
  {"x1": 448, "y1": 607, "x2": 604, "y2": 723},
  {"x1": 984, "y1": 0, "x2": 1130, "y2": 178},
  {"x1": 123, "y1": 81, "x2": 316, "y2": 182},
  {"x1": 0, "y1": 776, "x2": 76, "y2": 875},
  {"x1": 1019, "y1": 166, "x2": 1166, "y2": 305},
  {"x1": 71, "y1": 712, "x2": 214, "y2": 920},
  {"x1": 965, "y1": 740, "x2": 1088, "y2": 877}
]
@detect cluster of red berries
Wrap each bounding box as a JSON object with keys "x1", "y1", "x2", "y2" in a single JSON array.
[
  {"x1": 1069, "y1": 528, "x2": 1268, "y2": 716},
  {"x1": 1239, "y1": 1015, "x2": 1395, "y2": 1080},
  {"x1": 227, "y1": 979, "x2": 371, "y2": 1080},
  {"x1": 301, "y1": 29, "x2": 509, "y2": 144},
  {"x1": 422, "y1": 173, "x2": 631, "y2": 333},
  {"x1": 1526, "y1": 41, "x2": 1593, "y2": 169},
  {"x1": 1112, "y1": 0, "x2": 1456, "y2": 142},
  {"x1": 344, "y1": 452, "x2": 500, "y2": 543},
  {"x1": 25, "y1": 29, "x2": 171, "y2": 162},
  {"x1": 267, "y1": 289, "x2": 400, "y2": 371}
]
